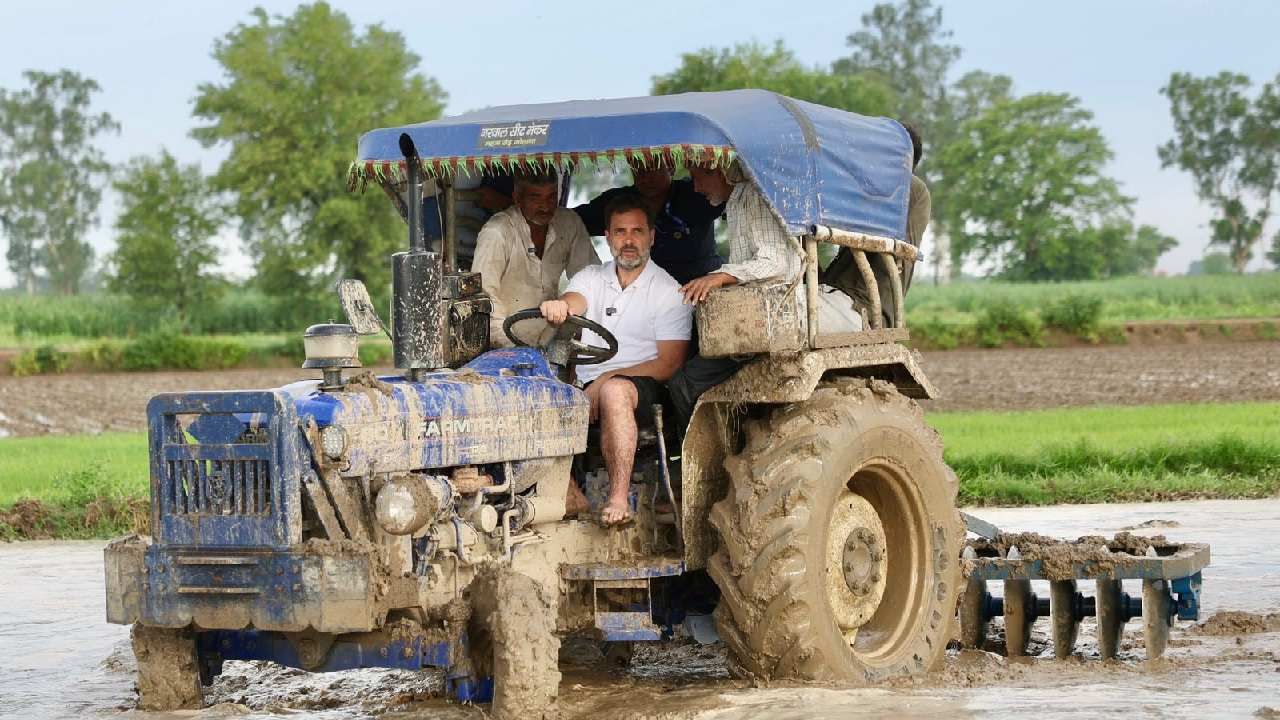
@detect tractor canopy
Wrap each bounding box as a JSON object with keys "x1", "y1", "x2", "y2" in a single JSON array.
[{"x1": 351, "y1": 89, "x2": 914, "y2": 242}]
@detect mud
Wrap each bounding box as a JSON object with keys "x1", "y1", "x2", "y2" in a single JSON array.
[
  {"x1": 131, "y1": 624, "x2": 202, "y2": 710},
  {"x1": 1194, "y1": 611, "x2": 1280, "y2": 636},
  {"x1": 968, "y1": 531, "x2": 1158, "y2": 581},
  {"x1": 1120, "y1": 518, "x2": 1181, "y2": 530},
  {"x1": 2, "y1": 341, "x2": 1278, "y2": 436},
  {"x1": 470, "y1": 564, "x2": 561, "y2": 720},
  {"x1": 919, "y1": 340, "x2": 1280, "y2": 412},
  {"x1": 3, "y1": 500, "x2": 1280, "y2": 719}
]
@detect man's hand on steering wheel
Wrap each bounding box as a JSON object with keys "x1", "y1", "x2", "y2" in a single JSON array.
[
  {"x1": 539, "y1": 299, "x2": 571, "y2": 325},
  {"x1": 502, "y1": 306, "x2": 620, "y2": 370}
]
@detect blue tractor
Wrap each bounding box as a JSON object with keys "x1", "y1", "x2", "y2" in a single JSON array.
[{"x1": 105, "y1": 91, "x2": 971, "y2": 715}]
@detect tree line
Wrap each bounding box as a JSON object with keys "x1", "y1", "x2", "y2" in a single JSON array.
[{"x1": 0, "y1": 0, "x2": 1276, "y2": 318}]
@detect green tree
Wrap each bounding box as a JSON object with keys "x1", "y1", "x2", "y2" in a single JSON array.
[
  {"x1": 1159, "y1": 71, "x2": 1280, "y2": 273},
  {"x1": 938, "y1": 93, "x2": 1133, "y2": 281},
  {"x1": 652, "y1": 41, "x2": 895, "y2": 117},
  {"x1": 108, "y1": 151, "x2": 223, "y2": 324},
  {"x1": 832, "y1": 0, "x2": 959, "y2": 143},
  {"x1": 834, "y1": 1, "x2": 1018, "y2": 281},
  {"x1": 1188, "y1": 252, "x2": 1233, "y2": 276},
  {"x1": 1269, "y1": 233, "x2": 1280, "y2": 269},
  {"x1": 1058, "y1": 221, "x2": 1177, "y2": 279},
  {"x1": 192, "y1": 2, "x2": 446, "y2": 296},
  {"x1": 0, "y1": 70, "x2": 118, "y2": 294}
]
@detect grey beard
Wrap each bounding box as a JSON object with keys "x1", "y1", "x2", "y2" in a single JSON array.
[{"x1": 613, "y1": 250, "x2": 649, "y2": 270}]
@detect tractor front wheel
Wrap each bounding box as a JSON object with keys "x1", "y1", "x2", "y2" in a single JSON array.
[
  {"x1": 132, "y1": 624, "x2": 203, "y2": 710},
  {"x1": 708, "y1": 380, "x2": 963, "y2": 683},
  {"x1": 467, "y1": 566, "x2": 561, "y2": 720}
]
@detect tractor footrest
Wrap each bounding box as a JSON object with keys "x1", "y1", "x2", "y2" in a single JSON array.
[{"x1": 562, "y1": 560, "x2": 682, "y2": 642}]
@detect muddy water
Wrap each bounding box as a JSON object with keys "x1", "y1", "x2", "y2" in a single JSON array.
[{"x1": 1, "y1": 499, "x2": 1277, "y2": 719}]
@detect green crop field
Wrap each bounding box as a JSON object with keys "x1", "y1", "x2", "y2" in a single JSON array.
[
  {"x1": 2, "y1": 401, "x2": 1277, "y2": 538},
  {"x1": 907, "y1": 272, "x2": 1280, "y2": 322},
  {"x1": 933, "y1": 402, "x2": 1280, "y2": 505}
]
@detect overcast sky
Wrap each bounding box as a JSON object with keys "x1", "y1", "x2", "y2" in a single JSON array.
[{"x1": 1, "y1": 0, "x2": 1277, "y2": 286}]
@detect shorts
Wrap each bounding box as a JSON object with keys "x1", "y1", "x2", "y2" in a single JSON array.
[{"x1": 584, "y1": 375, "x2": 667, "y2": 424}]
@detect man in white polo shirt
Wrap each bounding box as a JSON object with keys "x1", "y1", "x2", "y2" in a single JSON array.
[{"x1": 539, "y1": 194, "x2": 692, "y2": 525}]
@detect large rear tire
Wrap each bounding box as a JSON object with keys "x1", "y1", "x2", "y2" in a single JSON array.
[{"x1": 707, "y1": 380, "x2": 963, "y2": 683}]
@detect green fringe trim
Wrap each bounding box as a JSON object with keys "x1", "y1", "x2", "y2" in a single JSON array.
[{"x1": 345, "y1": 144, "x2": 737, "y2": 192}]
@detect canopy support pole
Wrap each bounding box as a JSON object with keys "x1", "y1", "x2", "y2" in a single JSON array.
[
  {"x1": 804, "y1": 235, "x2": 819, "y2": 348},
  {"x1": 852, "y1": 251, "x2": 883, "y2": 330},
  {"x1": 442, "y1": 181, "x2": 457, "y2": 273},
  {"x1": 877, "y1": 253, "x2": 905, "y2": 329}
]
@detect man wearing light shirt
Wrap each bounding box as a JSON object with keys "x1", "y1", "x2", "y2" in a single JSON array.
[
  {"x1": 671, "y1": 162, "x2": 861, "y2": 430},
  {"x1": 539, "y1": 193, "x2": 692, "y2": 525},
  {"x1": 472, "y1": 170, "x2": 599, "y2": 346}
]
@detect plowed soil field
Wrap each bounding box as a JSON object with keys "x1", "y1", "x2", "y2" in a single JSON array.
[{"x1": 1, "y1": 341, "x2": 1278, "y2": 437}]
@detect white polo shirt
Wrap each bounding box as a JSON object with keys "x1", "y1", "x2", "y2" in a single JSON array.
[{"x1": 564, "y1": 260, "x2": 692, "y2": 384}]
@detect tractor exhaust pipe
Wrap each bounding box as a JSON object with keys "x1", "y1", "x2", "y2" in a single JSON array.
[{"x1": 393, "y1": 133, "x2": 445, "y2": 375}]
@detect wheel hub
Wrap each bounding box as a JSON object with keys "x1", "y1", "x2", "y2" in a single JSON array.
[
  {"x1": 825, "y1": 490, "x2": 889, "y2": 631},
  {"x1": 842, "y1": 527, "x2": 884, "y2": 596}
]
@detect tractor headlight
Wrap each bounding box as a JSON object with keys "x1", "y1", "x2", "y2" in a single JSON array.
[{"x1": 320, "y1": 425, "x2": 348, "y2": 459}]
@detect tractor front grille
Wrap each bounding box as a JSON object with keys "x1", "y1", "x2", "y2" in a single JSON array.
[
  {"x1": 164, "y1": 457, "x2": 272, "y2": 516},
  {"x1": 148, "y1": 390, "x2": 303, "y2": 548}
]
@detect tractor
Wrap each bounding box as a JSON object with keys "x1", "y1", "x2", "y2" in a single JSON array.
[{"x1": 104, "y1": 90, "x2": 1205, "y2": 717}]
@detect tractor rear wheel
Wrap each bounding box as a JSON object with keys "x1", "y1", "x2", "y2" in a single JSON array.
[{"x1": 707, "y1": 380, "x2": 963, "y2": 683}]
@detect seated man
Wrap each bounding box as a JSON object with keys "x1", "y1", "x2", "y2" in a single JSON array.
[
  {"x1": 822, "y1": 121, "x2": 930, "y2": 325},
  {"x1": 539, "y1": 193, "x2": 692, "y2": 525},
  {"x1": 574, "y1": 158, "x2": 724, "y2": 285},
  {"x1": 670, "y1": 162, "x2": 862, "y2": 430},
  {"x1": 473, "y1": 170, "x2": 599, "y2": 346}
]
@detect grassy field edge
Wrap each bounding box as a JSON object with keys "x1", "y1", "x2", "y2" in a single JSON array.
[{"x1": 2, "y1": 402, "x2": 1278, "y2": 540}]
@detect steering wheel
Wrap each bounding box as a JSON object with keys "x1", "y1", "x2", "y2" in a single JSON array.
[{"x1": 503, "y1": 308, "x2": 619, "y2": 372}]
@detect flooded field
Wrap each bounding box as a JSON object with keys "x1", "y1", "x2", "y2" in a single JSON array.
[{"x1": 1, "y1": 499, "x2": 1277, "y2": 719}]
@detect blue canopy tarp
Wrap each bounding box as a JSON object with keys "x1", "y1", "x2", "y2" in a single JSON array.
[{"x1": 353, "y1": 90, "x2": 912, "y2": 241}]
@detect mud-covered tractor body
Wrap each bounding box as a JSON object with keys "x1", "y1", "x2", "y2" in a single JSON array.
[{"x1": 104, "y1": 90, "x2": 1206, "y2": 713}]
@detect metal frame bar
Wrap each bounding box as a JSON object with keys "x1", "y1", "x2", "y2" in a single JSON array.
[
  {"x1": 801, "y1": 226, "x2": 916, "y2": 345},
  {"x1": 442, "y1": 181, "x2": 457, "y2": 272}
]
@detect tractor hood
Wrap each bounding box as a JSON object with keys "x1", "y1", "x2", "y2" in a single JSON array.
[{"x1": 290, "y1": 347, "x2": 588, "y2": 475}]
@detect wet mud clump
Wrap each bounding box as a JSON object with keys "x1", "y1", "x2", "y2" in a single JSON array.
[
  {"x1": 1193, "y1": 611, "x2": 1280, "y2": 636},
  {"x1": 202, "y1": 660, "x2": 444, "y2": 714},
  {"x1": 968, "y1": 531, "x2": 1161, "y2": 581},
  {"x1": 1121, "y1": 518, "x2": 1181, "y2": 530}
]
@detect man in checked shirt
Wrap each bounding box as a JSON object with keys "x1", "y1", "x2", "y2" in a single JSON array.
[{"x1": 669, "y1": 162, "x2": 862, "y2": 430}]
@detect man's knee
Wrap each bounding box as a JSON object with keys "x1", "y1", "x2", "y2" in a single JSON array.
[{"x1": 598, "y1": 377, "x2": 638, "y2": 416}]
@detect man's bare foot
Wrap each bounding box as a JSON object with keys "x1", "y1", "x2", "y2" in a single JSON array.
[
  {"x1": 565, "y1": 482, "x2": 590, "y2": 517},
  {"x1": 600, "y1": 498, "x2": 632, "y2": 526}
]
